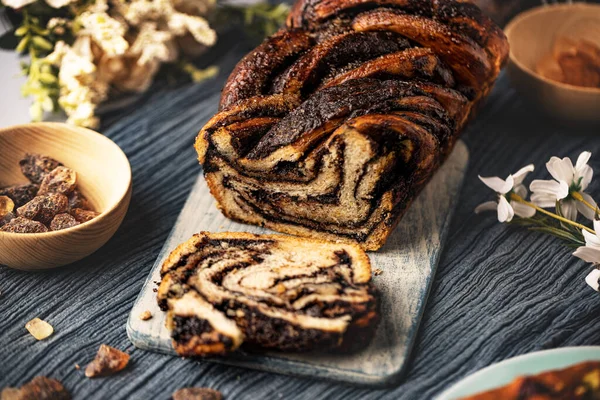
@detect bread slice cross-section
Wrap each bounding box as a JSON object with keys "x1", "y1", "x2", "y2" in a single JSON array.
[{"x1": 157, "y1": 232, "x2": 379, "y2": 356}]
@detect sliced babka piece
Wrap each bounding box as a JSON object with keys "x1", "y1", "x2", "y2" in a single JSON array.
[{"x1": 157, "y1": 232, "x2": 379, "y2": 356}]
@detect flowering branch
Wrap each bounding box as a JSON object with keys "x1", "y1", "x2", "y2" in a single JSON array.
[{"x1": 476, "y1": 151, "x2": 600, "y2": 295}]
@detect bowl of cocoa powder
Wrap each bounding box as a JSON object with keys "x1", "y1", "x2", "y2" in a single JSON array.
[{"x1": 504, "y1": 3, "x2": 600, "y2": 124}]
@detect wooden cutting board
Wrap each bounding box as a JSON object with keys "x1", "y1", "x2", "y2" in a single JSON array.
[{"x1": 127, "y1": 140, "x2": 469, "y2": 386}]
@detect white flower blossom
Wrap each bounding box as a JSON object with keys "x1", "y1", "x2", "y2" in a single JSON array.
[
  {"x1": 79, "y1": 11, "x2": 129, "y2": 56},
  {"x1": 573, "y1": 220, "x2": 600, "y2": 292},
  {"x1": 129, "y1": 22, "x2": 178, "y2": 65},
  {"x1": 475, "y1": 164, "x2": 536, "y2": 223},
  {"x1": 586, "y1": 268, "x2": 600, "y2": 292},
  {"x1": 2, "y1": 0, "x2": 74, "y2": 9},
  {"x1": 573, "y1": 220, "x2": 600, "y2": 264},
  {"x1": 530, "y1": 152, "x2": 597, "y2": 221},
  {"x1": 168, "y1": 13, "x2": 216, "y2": 46}
]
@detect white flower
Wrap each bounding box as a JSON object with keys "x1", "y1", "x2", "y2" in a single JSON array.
[
  {"x1": 530, "y1": 151, "x2": 596, "y2": 221},
  {"x1": 586, "y1": 268, "x2": 600, "y2": 292},
  {"x1": 475, "y1": 164, "x2": 536, "y2": 223},
  {"x1": 573, "y1": 220, "x2": 600, "y2": 264},
  {"x1": 129, "y1": 22, "x2": 178, "y2": 65},
  {"x1": 1, "y1": 0, "x2": 35, "y2": 9},
  {"x1": 168, "y1": 13, "x2": 216, "y2": 46},
  {"x1": 45, "y1": 0, "x2": 74, "y2": 8},
  {"x1": 79, "y1": 11, "x2": 129, "y2": 56},
  {"x1": 2, "y1": 0, "x2": 74, "y2": 8}
]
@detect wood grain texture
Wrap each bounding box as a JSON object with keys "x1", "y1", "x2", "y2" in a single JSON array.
[
  {"x1": 0, "y1": 123, "x2": 132, "y2": 269},
  {"x1": 1, "y1": 43, "x2": 599, "y2": 399},
  {"x1": 127, "y1": 140, "x2": 467, "y2": 386},
  {"x1": 504, "y1": 3, "x2": 600, "y2": 123}
]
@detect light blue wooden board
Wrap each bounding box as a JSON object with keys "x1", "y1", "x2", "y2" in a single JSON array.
[{"x1": 127, "y1": 140, "x2": 469, "y2": 386}]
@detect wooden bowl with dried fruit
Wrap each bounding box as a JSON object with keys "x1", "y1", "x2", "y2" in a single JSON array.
[
  {"x1": 0, "y1": 123, "x2": 132, "y2": 270},
  {"x1": 504, "y1": 3, "x2": 600, "y2": 123}
]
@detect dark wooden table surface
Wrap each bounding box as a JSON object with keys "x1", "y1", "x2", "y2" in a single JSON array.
[{"x1": 1, "y1": 35, "x2": 599, "y2": 400}]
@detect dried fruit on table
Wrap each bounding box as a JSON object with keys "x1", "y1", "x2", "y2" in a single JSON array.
[
  {"x1": 172, "y1": 388, "x2": 223, "y2": 400},
  {"x1": 19, "y1": 154, "x2": 63, "y2": 184},
  {"x1": 37, "y1": 167, "x2": 77, "y2": 196},
  {"x1": 67, "y1": 190, "x2": 91, "y2": 210},
  {"x1": 70, "y1": 208, "x2": 100, "y2": 223},
  {"x1": 49, "y1": 214, "x2": 79, "y2": 231},
  {"x1": 0, "y1": 184, "x2": 39, "y2": 207},
  {"x1": 0, "y1": 376, "x2": 70, "y2": 400},
  {"x1": 25, "y1": 318, "x2": 54, "y2": 340},
  {"x1": 84, "y1": 344, "x2": 130, "y2": 378},
  {"x1": 0, "y1": 217, "x2": 48, "y2": 233},
  {"x1": 17, "y1": 194, "x2": 69, "y2": 225}
]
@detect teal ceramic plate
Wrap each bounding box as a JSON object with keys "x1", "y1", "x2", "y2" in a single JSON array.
[{"x1": 437, "y1": 346, "x2": 600, "y2": 399}]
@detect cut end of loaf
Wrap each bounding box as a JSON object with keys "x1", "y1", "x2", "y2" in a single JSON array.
[{"x1": 158, "y1": 232, "x2": 380, "y2": 356}]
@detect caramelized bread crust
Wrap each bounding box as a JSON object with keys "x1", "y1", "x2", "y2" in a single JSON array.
[
  {"x1": 158, "y1": 232, "x2": 379, "y2": 356},
  {"x1": 196, "y1": 0, "x2": 508, "y2": 250}
]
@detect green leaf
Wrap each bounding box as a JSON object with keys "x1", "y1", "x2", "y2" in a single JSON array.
[
  {"x1": 15, "y1": 35, "x2": 30, "y2": 53},
  {"x1": 15, "y1": 26, "x2": 28, "y2": 37},
  {"x1": 31, "y1": 36, "x2": 53, "y2": 51},
  {"x1": 39, "y1": 72, "x2": 57, "y2": 84}
]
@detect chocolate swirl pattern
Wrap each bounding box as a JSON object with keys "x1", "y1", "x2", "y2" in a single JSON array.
[
  {"x1": 196, "y1": 0, "x2": 509, "y2": 250},
  {"x1": 157, "y1": 232, "x2": 379, "y2": 356}
]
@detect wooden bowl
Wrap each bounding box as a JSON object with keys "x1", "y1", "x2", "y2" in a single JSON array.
[
  {"x1": 0, "y1": 123, "x2": 132, "y2": 270},
  {"x1": 504, "y1": 3, "x2": 600, "y2": 123}
]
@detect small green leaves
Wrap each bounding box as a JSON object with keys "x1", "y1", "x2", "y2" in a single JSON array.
[
  {"x1": 16, "y1": 35, "x2": 30, "y2": 53},
  {"x1": 32, "y1": 35, "x2": 53, "y2": 51}
]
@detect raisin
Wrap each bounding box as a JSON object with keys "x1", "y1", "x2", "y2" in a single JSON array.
[
  {"x1": 49, "y1": 213, "x2": 79, "y2": 231},
  {"x1": 0, "y1": 212, "x2": 15, "y2": 228},
  {"x1": 19, "y1": 153, "x2": 63, "y2": 184},
  {"x1": 0, "y1": 376, "x2": 70, "y2": 400},
  {"x1": 67, "y1": 190, "x2": 91, "y2": 210},
  {"x1": 0, "y1": 217, "x2": 48, "y2": 233},
  {"x1": 0, "y1": 183, "x2": 38, "y2": 207},
  {"x1": 172, "y1": 388, "x2": 223, "y2": 400},
  {"x1": 84, "y1": 344, "x2": 130, "y2": 378},
  {"x1": 17, "y1": 194, "x2": 68, "y2": 225},
  {"x1": 38, "y1": 167, "x2": 77, "y2": 196},
  {"x1": 0, "y1": 195, "x2": 15, "y2": 219},
  {"x1": 71, "y1": 208, "x2": 100, "y2": 223}
]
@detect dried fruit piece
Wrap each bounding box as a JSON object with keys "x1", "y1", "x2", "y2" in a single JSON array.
[
  {"x1": 25, "y1": 318, "x2": 54, "y2": 340},
  {"x1": 37, "y1": 167, "x2": 77, "y2": 196},
  {"x1": 49, "y1": 214, "x2": 79, "y2": 231},
  {"x1": 70, "y1": 208, "x2": 100, "y2": 223},
  {"x1": 84, "y1": 345, "x2": 130, "y2": 378},
  {"x1": 17, "y1": 194, "x2": 68, "y2": 225},
  {"x1": 0, "y1": 184, "x2": 39, "y2": 207},
  {"x1": 172, "y1": 388, "x2": 223, "y2": 400},
  {"x1": 139, "y1": 310, "x2": 152, "y2": 321},
  {"x1": 67, "y1": 190, "x2": 91, "y2": 210},
  {"x1": 0, "y1": 196, "x2": 15, "y2": 219},
  {"x1": 0, "y1": 376, "x2": 70, "y2": 400},
  {"x1": 0, "y1": 212, "x2": 15, "y2": 228},
  {"x1": 19, "y1": 154, "x2": 63, "y2": 184},
  {"x1": 0, "y1": 217, "x2": 48, "y2": 233}
]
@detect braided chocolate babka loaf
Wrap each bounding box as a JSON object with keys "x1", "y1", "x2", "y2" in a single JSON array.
[
  {"x1": 157, "y1": 232, "x2": 379, "y2": 356},
  {"x1": 196, "y1": 0, "x2": 509, "y2": 250}
]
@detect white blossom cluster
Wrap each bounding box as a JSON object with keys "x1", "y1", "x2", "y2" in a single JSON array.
[
  {"x1": 4, "y1": 0, "x2": 217, "y2": 127},
  {"x1": 476, "y1": 152, "x2": 600, "y2": 294}
]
